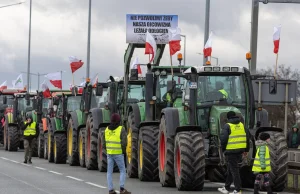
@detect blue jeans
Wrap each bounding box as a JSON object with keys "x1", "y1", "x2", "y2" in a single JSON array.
[{"x1": 107, "y1": 154, "x2": 126, "y2": 191}]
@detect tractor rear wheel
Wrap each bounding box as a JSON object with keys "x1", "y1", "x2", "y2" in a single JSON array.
[
  {"x1": 85, "y1": 115, "x2": 98, "y2": 170},
  {"x1": 38, "y1": 133, "x2": 44, "y2": 158},
  {"x1": 137, "y1": 125, "x2": 159, "y2": 182},
  {"x1": 54, "y1": 133, "x2": 67, "y2": 164},
  {"x1": 32, "y1": 138, "x2": 38, "y2": 157},
  {"x1": 67, "y1": 118, "x2": 79, "y2": 166},
  {"x1": 174, "y1": 131, "x2": 205, "y2": 191},
  {"x1": 7, "y1": 125, "x2": 19, "y2": 151},
  {"x1": 126, "y1": 112, "x2": 139, "y2": 178},
  {"x1": 267, "y1": 131, "x2": 288, "y2": 192},
  {"x1": 158, "y1": 115, "x2": 175, "y2": 187},
  {"x1": 48, "y1": 130, "x2": 54, "y2": 162},
  {"x1": 43, "y1": 132, "x2": 48, "y2": 159},
  {"x1": 207, "y1": 165, "x2": 227, "y2": 183},
  {"x1": 79, "y1": 128, "x2": 86, "y2": 167}
]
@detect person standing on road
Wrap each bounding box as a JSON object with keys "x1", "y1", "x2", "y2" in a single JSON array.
[
  {"x1": 102, "y1": 113, "x2": 131, "y2": 194},
  {"x1": 287, "y1": 124, "x2": 300, "y2": 148},
  {"x1": 22, "y1": 115, "x2": 39, "y2": 164},
  {"x1": 253, "y1": 132, "x2": 273, "y2": 194},
  {"x1": 218, "y1": 111, "x2": 250, "y2": 194}
]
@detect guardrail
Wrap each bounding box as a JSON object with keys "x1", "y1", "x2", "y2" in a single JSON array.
[{"x1": 287, "y1": 149, "x2": 300, "y2": 191}]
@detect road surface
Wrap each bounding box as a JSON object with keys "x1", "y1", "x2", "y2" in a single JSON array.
[{"x1": 0, "y1": 147, "x2": 296, "y2": 194}]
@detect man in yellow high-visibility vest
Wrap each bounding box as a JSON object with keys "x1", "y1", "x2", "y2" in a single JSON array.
[
  {"x1": 252, "y1": 133, "x2": 272, "y2": 194},
  {"x1": 102, "y1": 113, "x2": 131, "y2": 194},
  {"x1": 216, "y1": 81, "x2": 228, "y2": 99},
  {"x1": 22, "y1": 115, "x2": 39, "y2": 164},
  {"x1": 218, "y1": 111, "x2": 250, "y2": 194}
]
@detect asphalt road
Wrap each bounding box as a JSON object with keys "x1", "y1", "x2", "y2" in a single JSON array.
[{"x1": 0, "y1": 147, "x2": 296, "y2": 194}]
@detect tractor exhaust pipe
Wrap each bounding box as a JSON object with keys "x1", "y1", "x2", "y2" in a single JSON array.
[{"x1": 145, "y1": 64, "x2": 154, "y2": 122}]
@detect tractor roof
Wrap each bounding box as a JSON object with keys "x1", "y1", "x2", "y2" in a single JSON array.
[
  {"x1": 14, "y1": 92, "x2": 36, "y2": 98},
  {"x1": 184, "y1": 65, "x2": 245, "y2": 74},
  {"x1": 152, "y1": 66, "x2": 191, "y2": 74},
  {"x1": 0, "y1": 89, "x2": 26, "y2": 95}
]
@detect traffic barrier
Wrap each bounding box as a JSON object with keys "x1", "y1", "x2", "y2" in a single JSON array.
[{"x1": 287, "y1": 149, "x2": 300, "y2": 192}]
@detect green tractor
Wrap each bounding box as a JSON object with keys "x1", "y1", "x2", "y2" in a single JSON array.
[
  {"x1": 2, "y1": 92, "x2": 37, "y2": 153},
  {"x1": 158, "y1": 65, "x2": 294, "y2": 191},
  {"x1": 82, "y1": 76, "x2": 146, "y2": 171}
]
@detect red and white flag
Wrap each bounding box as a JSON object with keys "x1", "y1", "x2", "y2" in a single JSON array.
[
  {"x1": 41, "y1": 80, "x2": 51, "y2": 98},
  {"x1": 203, "y1": 31, "x2": 213, "y2": 58},
  {"x1": 273, "y1": 25, "x2": 281, "y2": 54},
  {"x1": 69, "y1": 56, "x2": 84, "y2": 73},
  {"x1": 0, "y1": 80, "x2": 7, "y2": 90},
  {"x1": 131, "y1": 57, "x2": 142, "y2": 77},
  {"x1": 145, "y1": 31, "x2": 157, "y2": 63},
  {"x1": 168, "y1": 27, "x2": 181, "y2": 55},
  {"x1": 92, "y1": 73, "x2": 98, "y2": 87},
  {"x1": 45, "y1": 72, "x2": 62, "y2": 89}
]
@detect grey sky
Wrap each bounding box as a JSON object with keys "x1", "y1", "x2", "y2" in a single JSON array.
[{"x1": 0, "y1": 0, "x2": 299, "y2": 90}]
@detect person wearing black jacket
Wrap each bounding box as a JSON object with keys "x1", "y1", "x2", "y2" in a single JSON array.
[
  {"x1": 287, "y1": 124, "x2": 300, "y2": 148},
  {"x1": 22, "y1": 115, "x2": 39, "y2": 164},
  {"x1": 218, "y1": 111, "x2": 250, "y2": 194}
]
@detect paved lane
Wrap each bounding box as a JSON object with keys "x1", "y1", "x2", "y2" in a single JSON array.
[{"x1": 0, "y1": 148, "x2": 295, "y2": 194}]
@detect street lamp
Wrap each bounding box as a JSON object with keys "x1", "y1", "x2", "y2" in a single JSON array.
[
  {"x1": 86, "y1": 0, "x2": 92, "y2": 79},
  {"x1": 27, "y1": 0, "x2": 32, "y2": 94},
  {"x1": 203, "y1": 0, "x2": 210, "y2": 65},
  {"x1": 21, "y1": 72, "x2": 46, "y2": 91},
  {"x1": 0, "y1": 2, "x2": 25, "y2": 9},
  {"x1": 197, "y1": 53, "x2": 219, "y2": 66},
  {"x1": 180, "y1": 35, "x2": 186, "y2": 66}
]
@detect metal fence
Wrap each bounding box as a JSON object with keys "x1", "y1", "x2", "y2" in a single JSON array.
[{"x1": 287, "y1": 149, "x2": 300, "y2": 191}]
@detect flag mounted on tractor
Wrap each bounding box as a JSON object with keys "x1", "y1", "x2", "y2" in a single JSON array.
[
  {"x1": 69, "y1": 56, "x2": 84, "y2": 73},
  {"x1": 45, "y1": 72, "x2": 62, "y2": 89}
]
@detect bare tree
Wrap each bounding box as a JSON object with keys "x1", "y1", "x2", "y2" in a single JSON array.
[{"x1": 257, "y1": 64, "x2": 300, "y2": 128}]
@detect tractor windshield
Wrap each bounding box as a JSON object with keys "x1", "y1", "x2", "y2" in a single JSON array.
[
  {"x1": 156, "y1": 75, "x2": 185, "y2": 102},
  {"x1": 0, "y1": 95, "x2": 14, "y2": 106},
  {"x1": 117, "y1": 83, "x2": 145, "y2": 104},
  {"x1": 67, "y1": 96, "x2": 81, "y2": 112},
  {"x1": 17, "y1": 98, "x2": 33, "y2": 113}
]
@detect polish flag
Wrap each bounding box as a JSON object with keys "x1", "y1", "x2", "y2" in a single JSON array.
[
  {"x1": 131, "y1": 57, "x2": 142, "y2": 77},
  {"x1": 273, "y1": 25, "x2": 281, "y2": 54},
  {"x1": 203, "y1": 31, "x2": 213, "y2": 58},
  {"x1": 69, "y1": 56, "x2": 84, "y2": 73},
  {"x1": 168, "y1": 27, "x2": 181, "y2": 56},
  {"x1": 145, "y1": 31, "x2": 157, "y2": 63},
  {"x1": 45, "y1": 72, "x2": 62, "y2": 89},
  {"x1": 92, "y1": 74, "x2": 98, "y2": 87},
  {"x1": 0, "y1": 80, "x2": 7, "y2": 90},
  {"x1": 41, "y1": 80, "x2": 51, "y2": 98}
]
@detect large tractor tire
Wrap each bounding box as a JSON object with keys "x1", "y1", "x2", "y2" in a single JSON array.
[
  {"x1": 267, "y1": 131, "x2": 288, "y2": 192},
  {"x1": 32, "y1": 138, "x2": 38, "y2": 157},
  {"x1": 97, "y1": 128, "x2": 119, "y2": 172},
  {"x1": 67, "y1": 118, "x2": 79, "y2": 166},
  {"x1": 43, "y1": 132, "x2": 48, "y2": 159},
  {"x1": 47, "y1": 130, "x2": 54, "y2": 162},
  {"x1": 158, "y1": 115, "x2": 175, "y2": 187},
  {"x1": 7, "y1": 125, "x2": 19, "y2": 151},
  {"x1": 3, "y1": 124, "x2": 8, "y2": 150},
  {"x1": 137, "y1": 125, "x2": 159, "y2": 182},
  {"x1": 79, "y1": 128, "x2": 86, "y2": 167},
  {"x1": 206, "y1": 165, "x2": 227, "y2": 183},
  {"x1": 174, "y1": 131, "x2": 205, "y2": 191},
  {"x1": 38, "y1": 133, "x2": 44, "y2": 158},
  {"x1": 54, "y1": 133, "x2": 67, "y2": 164},
  {"x1": 85, "y1": 115, "x2": 98, "y2": 170},
  {"x1": 126, "y1": 111, "x2": 139, "y2": 178}
]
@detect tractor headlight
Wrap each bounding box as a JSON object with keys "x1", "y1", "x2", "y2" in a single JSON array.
[
  {"x1": 213, "y1": 67, "x2": 220, "y2": 71},
  {"x1": 154, "y1": 70, "x2": 160, "y2": 76},
  {"x1": 152, "y1": 96, "x2": 157, "y2": 101},
  {"x1": 223, "y1": 67, "x2": 230, "y2": 72},
  {"x1": 204, "y1": 67, "x2": 212, "y2": 72},
  {"x1": 161, "y1": 70, "x2": 167, "y2": 76},
  {"x1": 231, "y1": 67, "x2": 239, "y2": 72}
]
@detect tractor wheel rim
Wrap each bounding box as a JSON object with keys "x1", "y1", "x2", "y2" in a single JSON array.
[
  {"x1": 176, "y1": 146, "x2": 181, "y2": 177},
  {"x1": 159, "y1": 132, "x2": 165, "y2": 171},
  {"x1": 87, "y1": 127, "x2": 91, "y2": 158},
  {"x1": 139, "y1": 141, "x2": 143, "y2": 169},
  {"x1": 126, "y1": 128, "x2": 132, "y2": 164},
  {"x1": 54, "y1": 139, "x2": 56, "y2": 158},
  {"x1": 68, "y1": 127, "x2": 72, "y2": 156},
  {"x1": 79, "y1": 135, "x2": 83, "y2": 159},
  {"x1": 48, "y1": 133, "x2": 51, "y2": 155}
]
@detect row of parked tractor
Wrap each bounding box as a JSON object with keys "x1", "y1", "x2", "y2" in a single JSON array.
[{"x1": 0, "y1": 43, "x2": 291, "y2": 192}]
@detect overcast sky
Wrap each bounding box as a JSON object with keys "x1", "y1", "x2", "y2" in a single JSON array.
[{"x1": 0, "y1": 0, "x2": 299, "y2": 91}]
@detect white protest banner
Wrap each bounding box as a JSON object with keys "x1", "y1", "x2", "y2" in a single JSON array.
[{"x1": 126, "y1": 14, "x2": 178, "y2": 44}]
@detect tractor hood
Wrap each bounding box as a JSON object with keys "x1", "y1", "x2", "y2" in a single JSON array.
[{"x1": 208, "y1": 105, "x2": 244, "y2": 136}]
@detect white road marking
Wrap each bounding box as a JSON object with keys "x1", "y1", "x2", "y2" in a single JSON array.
[
  {"x1": 66, "y1": 176, "x2": 83, "y2": 181},
  {"x1": 20, "y1": 163, "x2": 30, "y2": 166},
  {"x1": 1, "y1": 157, "x2": 9, "y2": 160},
  {"x1": 35, "y1": 166, "x2": 46, "y2": 170},
  {"x1": 85, "y1": 182, "x2": 107, "y2": 188},
  {"x1": 10, "y1": 160, "x2": 19, "y2": 164},
  {"x1": 115, "y1": 190, "x2": 120, "y2": 194},
  {"x1": 212, "y1": 182, "x2": 254, "y2": 192},
  {"x1": 49, "y1": 170, "x2": 62, "y2": 175}
]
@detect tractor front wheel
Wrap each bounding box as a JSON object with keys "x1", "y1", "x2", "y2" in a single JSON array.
[
  {"x1": 67, "y1": 118, "x2": 79, "y2": 166},
  {"x1": 47, "y1": 130, "x2": 54, "y2": 162},
  {"x1": 85, "y1": 116, "x2": 98, "y2": 170},
  {"x1": 54, "y1": 133, "x2": 67, "y2": 164},
  {"x1": 79, "y1": 128, "x2": 86, "y2": 167},
  {"x1": 43, "y1": 132, "x2": 48, "y2": 159},
  {"x1": 38, "y1": 133, "x2": 44, "y2": 158},
  {"x1": 7, "y1": 125, "x2": 19, "y2": 151}
]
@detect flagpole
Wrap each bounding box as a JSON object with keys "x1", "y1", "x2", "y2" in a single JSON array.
[
  {"x1": 274, "y1": 53, "x2": 279, "y2": 79},
  {"x1": 61, "y1": 71, "x2": 63, "y2": 91},
  {"x1": 72, "y1": 73, "x2": 74, "y2": 86},
  {"x1": 169, "y1": 46, "x2": 174, "y2": 77}
]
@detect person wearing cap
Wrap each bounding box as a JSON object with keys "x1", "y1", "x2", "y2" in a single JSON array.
[
  {"x1": 22, "y1": 115, "x2": 39, "y2": 164},
  {"x1": 253, "y1": 132, "x2": 273, "y2": 194},
  {"x1": 102, "y1": 113, "x2": 131, "y2": 194},
  {"x1": 218, "y1": 111, "x2": 250, "y2": 194}
]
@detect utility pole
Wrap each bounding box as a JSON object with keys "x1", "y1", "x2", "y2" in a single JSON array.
[
  {"x1": 203, "y1": 0, "x2": 210, "y2": 65},
  {"x1": 86, "y1": 0, "x2": 92, "y2": 79},
  {"x1": 27, "y1": 0, "x2": 32, "y2": 93},
  {"x1": 250, "y1": 0, "x2": 300, "y2": 74}
]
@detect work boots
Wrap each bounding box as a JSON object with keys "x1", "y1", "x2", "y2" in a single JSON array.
[
  {"x1": 254, "y1": 184, "x2": 260, "y2": 194},
  {"x1": 266, "y1": 186, "x2": 274, "y2": 194}
]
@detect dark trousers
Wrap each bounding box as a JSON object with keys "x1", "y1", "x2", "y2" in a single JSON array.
[
  {"x1": 225, "y1": 154, "x2": 242, "y2": 191},
  {"x1": 24, "y1": 138, "x2": 33, "y2": 161}
]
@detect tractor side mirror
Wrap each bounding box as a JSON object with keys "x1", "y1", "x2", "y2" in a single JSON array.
[
  {"x1": 96, "y1": 85, "x2": 103, "y2": 96},
  {"x1": 130, "y1": 69, "x2": 138, "y2": 80},
  {"x1": 167, "y1": 80, "x2": 176, "y2": 93},
  {"x1": 269, "y1": 80, "x2": 277, "y2": 94},
  {"x1": 72, "y1": 87, "x2": 78, "y2": 96},
  {"x1": 3, "y1": 96, "x2": 7, "y2": 104}
]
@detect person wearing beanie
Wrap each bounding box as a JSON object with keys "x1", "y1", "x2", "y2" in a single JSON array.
[
  {"x1": 22, "y1": 115, "x2": 39, "y2": 164},
  {"x1": 252, "y1": 132, "x2": 273, "y2": 194},
  {"x1": 102, "y1": 113, "x2": 131, "y2": 194},
  {"x1": 287, "y1": 124, "x2": 300, "y2": 148},
  {"x1": 218, "y1": 111, "x2": 250, "y2": 194}
]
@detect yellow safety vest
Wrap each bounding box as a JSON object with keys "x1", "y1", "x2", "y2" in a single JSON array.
[
  {"x1": 226, "y1": 122, "x2": 247, "y2": 150},
  {"x1": 166, "y1": 93, "x2": 172, "y2": 103},
  {"x1": 105, "y1": 126, "x2": 123, "y2": 155},
  {"x1": 252, "y1": 145, "x2": 271, "y2": 172},
  {"x1": 219, "y1": 89, "x2": 228, "y2": 98},
  {"x1": 24, "y1": 122, "x2": 37, "y2": 136}
]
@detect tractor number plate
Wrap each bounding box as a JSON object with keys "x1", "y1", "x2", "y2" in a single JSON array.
[{"x1": 189, "y1": 82, "x2": 197, "y2": 89}]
